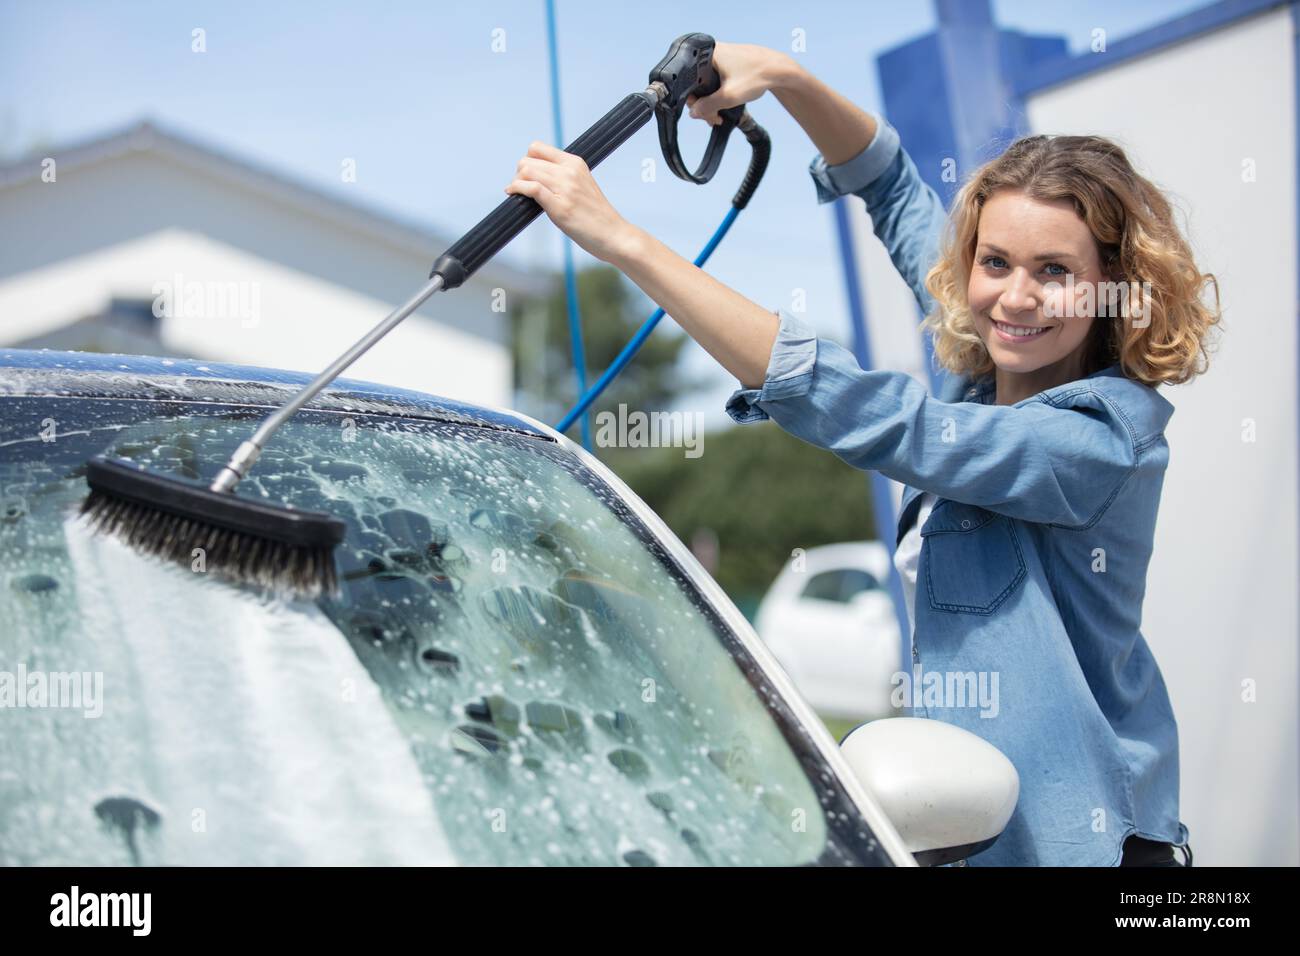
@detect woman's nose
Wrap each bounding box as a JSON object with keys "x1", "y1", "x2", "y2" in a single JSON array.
[{"x1": 999, "y1": 268, "x2": 1040, "y2": 315}]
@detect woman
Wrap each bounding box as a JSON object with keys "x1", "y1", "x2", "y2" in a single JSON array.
[{"x1": 505, "y1": 42, "x2": 1219, "y2": 867}]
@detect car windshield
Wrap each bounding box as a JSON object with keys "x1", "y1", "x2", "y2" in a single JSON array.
[{"x1": 0, "y1": 390, "x2": 889, "y2": 866}]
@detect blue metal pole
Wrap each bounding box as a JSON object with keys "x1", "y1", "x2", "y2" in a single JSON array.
[
  {"x1": 544, "y1": 0, "x2": 592, "y2": 449},
  {"x1": 831, "y1": 199, "x2": 914, "y2": 684}
]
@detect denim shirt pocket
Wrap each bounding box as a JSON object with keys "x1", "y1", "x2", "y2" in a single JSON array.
[{"x1": 920, "y1": 500, "x2": 1027, "y2": 614}]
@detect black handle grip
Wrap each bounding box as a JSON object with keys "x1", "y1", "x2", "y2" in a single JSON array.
[
  {"x1": 430, "y1": 91, "x2": 656, "y2": 289},
  {"x1": 648, "y1": 32, "x2": 743, "y2": 185},
  {"x1": 731, "y1": 113, "x2": 771, "y2": 210}
]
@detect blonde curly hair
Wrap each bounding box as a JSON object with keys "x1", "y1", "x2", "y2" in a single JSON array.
[{"x1": 922, "y1": 134, "x2": 1222, "y2": 387}]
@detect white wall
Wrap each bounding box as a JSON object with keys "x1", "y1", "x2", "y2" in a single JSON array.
[
  {"x1": 0, "y1": 144, "x2": 524, "y2": 408},
  {"x1": 1025, "y1": 5, "x2": 1299, "y2": 866}
]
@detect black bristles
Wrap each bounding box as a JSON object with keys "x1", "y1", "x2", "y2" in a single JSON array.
[
  {"x1": 79, "y1": 458, "x2": 345, "y2": 600},
  {"x1": 80, "y1": 488, "x2": 339, "y2": 599}
]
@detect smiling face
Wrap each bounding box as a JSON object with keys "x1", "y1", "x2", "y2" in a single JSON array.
[{"x1": 967, "y1": 189, "x2": 1107, "y2": 400}]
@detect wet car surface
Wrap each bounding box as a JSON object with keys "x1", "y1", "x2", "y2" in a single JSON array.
[{"x1": 0, "y1": 349, "x2": 908, "y2": 866}]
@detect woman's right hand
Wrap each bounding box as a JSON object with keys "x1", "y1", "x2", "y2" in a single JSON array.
[{"x1": 687, "y1": 42, "x2": 794, "y2": 126}]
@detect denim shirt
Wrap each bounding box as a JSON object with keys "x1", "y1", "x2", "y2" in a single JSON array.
[{"x1": 725, "y1": 113, "x2": 1190, "y2": 867}]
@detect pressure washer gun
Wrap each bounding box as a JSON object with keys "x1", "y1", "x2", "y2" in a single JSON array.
[
  {"x1": 200, "y1": 31, "x2": 771, "y2": 503},
  {"x1": 428, "y1": 32, "x2": 771, "y2": 290}
]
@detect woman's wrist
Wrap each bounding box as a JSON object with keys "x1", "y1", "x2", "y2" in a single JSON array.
[
  {"x1": 605, "y1": 221, "x2": 651, "y2": 269},
  {"x1": 771, "y1": 61, "x2": 876, "y2": 166},
  {"x1": 766, "y1": 51, "x2": 806, "y2": 94}
]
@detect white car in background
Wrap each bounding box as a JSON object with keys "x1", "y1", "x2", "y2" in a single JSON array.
[{"x1": 754, "y1": 542, "x2": 903, "y2": 723}]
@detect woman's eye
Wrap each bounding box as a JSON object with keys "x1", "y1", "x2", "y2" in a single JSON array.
[{"x1": 1043, "y1": 262, "x2": 1069, "y2": 277}]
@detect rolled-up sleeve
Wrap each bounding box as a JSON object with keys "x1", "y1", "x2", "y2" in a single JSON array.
[
  {"x1": 809, "y1": 110, "x2": 901, "y2": 204},
  {"x1": 724, "y1": 308, "x2": 818, "y2": 424},
  {"x1": 808, "y1": 111, "x2": 947, "y2": 317},
  {"x1": 725, "y1": 309, "x2": 1141, "y2": 528}
]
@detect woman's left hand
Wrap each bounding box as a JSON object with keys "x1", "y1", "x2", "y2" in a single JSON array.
[{"x1": 505, "y1": 142, "x2": 634, "y2": 264}]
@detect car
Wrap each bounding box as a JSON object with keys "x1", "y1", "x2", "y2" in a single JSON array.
[
  {"x1": 754, "y1": 542, "x2": 902, "y2": 721},
  {"x1": 0, "y1": 348, "x2": 1016, "y2": 867}
]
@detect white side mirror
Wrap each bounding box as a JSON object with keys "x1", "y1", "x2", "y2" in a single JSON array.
[{"x1": 839, "y1": 717, "x2": 1018, "y2": 865}]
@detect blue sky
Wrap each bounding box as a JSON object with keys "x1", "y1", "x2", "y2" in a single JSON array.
[{"x1": 0, "y1": 0, "x2": 1212, "y2": 425}]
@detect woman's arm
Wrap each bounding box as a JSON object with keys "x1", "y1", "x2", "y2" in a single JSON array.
[
  {"x1": 606, "y1": 226, "x2": 779, "y2": 390},
  {"x1": 725, "y1": 310, "x2": 1144, "y2": 528},
  {"x1": 824, "y1": 121, "x2": 949, "y2": 317},
  {"x1": 767, "y1": 57, "x2": 878, "y2": 165},
  {"x1": 780, "y1": 64, "x2": 948, "y2": 315},
  {"x1": 701, "y1": 51, "x2": 949, "y2": 315},
  {"x1": 688, "y1": 48, "x2": 879, "y2": 166},
  {"x1": 504, "y1": 139, "x2": 781, "y2": 389}
]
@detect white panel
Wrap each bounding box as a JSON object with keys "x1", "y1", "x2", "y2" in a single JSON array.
[
  {"x1": 1026, "y1": 6, "x2": 1298, "y2": 866},
  {"x1": 0, "y1": 228, "x2": 511, "y2": 408}
]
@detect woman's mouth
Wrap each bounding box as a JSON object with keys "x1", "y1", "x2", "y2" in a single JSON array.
[{"x1": 991, "y1": 319, "x2": 1053, "y2": 343}]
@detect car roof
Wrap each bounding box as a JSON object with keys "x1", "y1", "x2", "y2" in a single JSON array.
[{"x1": 0, "y1": 348, "x2": 554, "y2": 440}]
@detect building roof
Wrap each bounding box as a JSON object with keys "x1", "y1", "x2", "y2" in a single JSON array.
[{"x1": 0, "y1": 118, "x2": 551, "y2": 297}]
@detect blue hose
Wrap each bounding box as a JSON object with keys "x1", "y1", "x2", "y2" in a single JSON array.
[{"x1": 556, "y1": 205, "x2": 741, "y2": 434}]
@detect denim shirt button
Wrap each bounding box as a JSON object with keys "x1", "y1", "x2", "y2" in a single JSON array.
[
  {"x1": 911, "y1": 643, "x2": 919, "y2": 662},
  {"x1": 961, "y1": 518, "x2": 972, "y2": 529}
]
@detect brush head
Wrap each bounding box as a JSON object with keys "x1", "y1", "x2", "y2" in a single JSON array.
[{"x1": 80, "y1": 456, "x2": 347, "y2": 600}]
